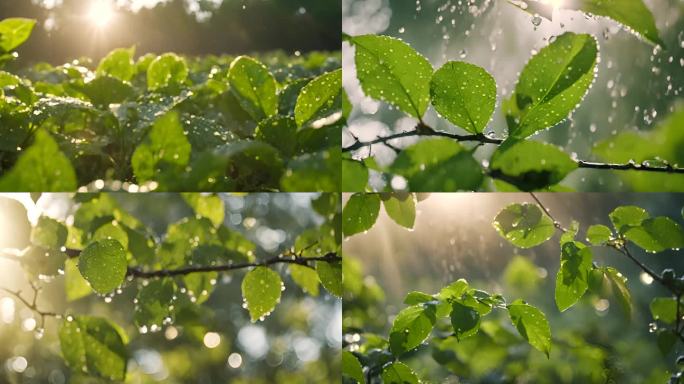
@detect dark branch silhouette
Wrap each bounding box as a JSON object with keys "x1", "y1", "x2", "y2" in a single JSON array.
[{"x1": 343, "y1": 125, "x2": 684, "y2": 174}]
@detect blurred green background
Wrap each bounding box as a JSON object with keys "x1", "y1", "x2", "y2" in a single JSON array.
[
  {"x1": 342, "y1": 0, "x2": 684, "y2": 191},
  {"x1": 0, "y1": 0, "x2": 341, "y2": 64},
  {"x1": 343, "y1": 193, "x2": 684, "y2": 383},
  {"x1": 0, "y1": 193, "x2": 341, "y2": 383}
]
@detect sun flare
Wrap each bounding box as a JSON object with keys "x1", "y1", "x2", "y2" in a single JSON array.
[{"x1": 87, "y1": 1, "x2": 115, "y2": 28}]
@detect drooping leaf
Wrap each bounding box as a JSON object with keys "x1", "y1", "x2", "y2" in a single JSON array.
[
  {"x1": 656, "y1": 329, "x2": 677, "y2": 356},
  {"x1": 430, "y1": 61, "x2": 496, "y2": 133},
  {"x1": 350, "y1": 34, "x2": 433, "y2": 118},
  {"x1": 382, "y1": 194, "x2": 416, "y2": 229},
  {"x1": 381, "y1": 362, "x2": 420, "y2": 384},
  {"x1": 490, "y1": 139, "x2": 577, "y2": 191},
  {"x1": 505, "y1": 32, "x2": 598, "y2": 139},
  {"x1": 342, "y1": 193, "x2": 381, "y2": 237},
  {"x1": 289, "y1": 264, "x2": 320, "y2": 296},
  {"x1": 295, "y1": 68, "x2": 342, "y2": 127},
  {"x1": 493, "y1": 203, "x2": 555, "y2": 248},
  {"x1": 317, "y1": 260, "x2": 342, "y2": 297},
  {"x1": 0, "y1": 18, "x2": 36, "y2": 53},
  {"x1": 342, "y1": 351, "x2": 366, "y2": 384},
  {"x1": 563, "y1": 0, "x2": 663, "y2": 46},
  {"x1": 389, "y1": 304, "x2": 436, "y2": 356},
  {"x1": 342, "y1": 158, "x2": 369, "y2": 192},
  {"x1": 134, "y1": 278, "x2": 176, "y2": 328},
  {"x1": 586, "y1": 224, "x2": 612, "y2": 245},
  {"x1": 241, "y1": 267, "x2": 282, "y2": 322},
  {"x1": 228, "y1": 56, "x2": 278, "y2": 121},
  {"x1": 555, "y1": 242, "x2": 592, "y2": 312},
  {"x1": 450, "y1": 301, "x2": 481, "y2": 340},
  {"x1": 605, "y1": 267, "x2": 632, "y2": 318},
  {"x1": 390, "y1": 138, "x2": 483, "y2": 192},
  {"x1": 0, "y1": 130, "x2": 77, "y2": 191},
  {"x1": 131, "y1": 111, "x2": 191, "y2": 183},
  {"x1": 78, "y1": 239, "x2": 127, "y2": 294},
  {"x1": 507, "y1": 299, "x2": 551, "y2": 357},
  {"x1": 147, "y1": 53, "x2": 188, "y2": 92},
  {"x1": 59, "y1": 316, "x2": 128, "y2": 381},
  {"x1": 624, "y1": 217, "x2": 684, "y2": 253}
]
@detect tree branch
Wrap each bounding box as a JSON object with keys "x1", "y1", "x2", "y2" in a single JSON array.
[
  {"x1": 0, "y1": 285, "x2": 60, "y2": 328},
  {"x1": 528, "y1": 193, "x2": 675, "y2": 295},
  {"x1": 127, "y1": 252, "x2": 341, "y2": 278},
  {"x1": 344, "y1": 125, "x2": 684, "y2": 174}
]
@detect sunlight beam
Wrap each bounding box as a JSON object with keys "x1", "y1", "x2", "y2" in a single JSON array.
[{"x1": 88, "y1": 0, "x2": 116, "y2": 28}]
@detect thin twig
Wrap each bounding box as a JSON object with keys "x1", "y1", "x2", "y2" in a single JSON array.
[
  {"x1": 344, "y1": 125, "x2": 684, "y2": 174},
  {"x1": 529, "y1": 193, "x2": 567, "y2": 232},
  {"x1": 0, "y1": 286, "x2": 59, "y2": 328}
]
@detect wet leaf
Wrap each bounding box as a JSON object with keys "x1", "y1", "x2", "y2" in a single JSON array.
[
  {"x1": 241, "y1": 266, "x2": 282, "y2": 321},
  {"x1": 78, "y1": 239, "x2": 127, "y2": 294}
]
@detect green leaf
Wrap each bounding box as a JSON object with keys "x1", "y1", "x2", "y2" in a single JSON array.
[
  {"x1": 96, "y1": 47, "x2": 136, "y2": 81},
  {"x1": 0, "y1": 18, "x2": 36, "y2": 52},
  {"x1": 608, "y1": 205, "x2": 649, "y2": 234},
  {"x1": 343, "y1": 193, "x2": 381, "y2": 237},
  {"x1": 295, "y1": 69, "x2": 342, "y2": 127},
  {"x1": 450, "y1": 301, "x2": 481, "y2": 340},
  {"x1": 255, "y1": 115, "x2": 298, "y2": 158},
  {"x1": 586, "y1": 224, "x2": 612, "y2": 245},
  {"x1": 183, "y1": 245, "x2": 222, "y2": 303},
  {"x1": 228, "y1": 56, "x2": 278, "y2": 121},
  {"x1": 213, "y1": 140, "x2": 284, "y2": 191},
  {"x1": 342, "y1": 158, "x2": 369, "y2": 192},
  {"x1": 437, "y1": 279, "x2": 469, "y2": 301},
  {"x1": 342, "y1": 351, "x2": 365, "y2": 384},
  {"x1": 65, "y1": 258, "x2": 92, "y2": 301},
  {"x1": 505, "y1": 32, "x2": 597, "y2": 139},
  {"x1": 78, "y1": 239, "x2": 127, "y2": 294},
  {"x1": 134, "y1": 278, "x2": 176, "y2": 328},
  {"x1": 564, "y1": 0, "x2": 663, "y2": 46},
  {"x1": 390, "y1": 138, "x2": 483, "y2": 192},
  {"x1": 317, "y1": 260, "x2": 342, "y2": 297},
  {"x1": 493, "y1": 203, "x2": 555, "y2": 248},
  {"x1": 281, "y1": 148, "x2": 340, "y2": 192},
  {"x1": 146, "y1": 53, "x2": 188, "y2": 92},
  {"x1": 350, "y1": 34, "x2": 432, "y2": 118},
  {"x1": 605, "y1": 267, "x2": 632, "y2": 318},
  {"x1": 381, "y1": 362, "x2": 420, "y2": 384},
  {"x1": 430, "y1": 61, "x2": 496, "y2": 133},
  {"x1": 656, "y1": 329, "x2": 677, "y2": 356},
  {"x1": 131, "y1": 111, "x2": 191, "y2": 183},
  {"x1": 555, "y1": 242, "x2": 592, "y2": 312},
  {"x1": 382, "y1": 194, "x2": 416, "y2": 229},
  {"x1": 31, "y1": 216, "x2": 67, "y2": 249},
  {"x1": 624, "y1": 217, "x2": 684, "y2": 253},
  {"x1": 507, "y1": 299, "x2": 551, "y2": 357},
  {"x1": 0, "y1": 130, "x2": 77, "y2": 191},
  {"x1": 79, "y1": 76, "x2": 134, "y2": 108},
  {"x1": 241, "y1": 267, "x2": 282, "y2": 322},
  {"x1": 560, "y1": 220, "x2": 579, "y2": 246},
  {"x1": 59, "y1": 316, "x2": 127, "y2": 381},
  {"x1": 289, "y1": 264, "x2": 320, "y2": 296},
  {"x1": 182, "y1": 193, "x2": 225, "y2": 227},
  {"x1": 490, "y1": 139, "x2": 577, "y2": 191},
  {"x1": 650, "y1": 297, "x2": 679, "y2": 324},
  {"x1": 404, "y1": 291, "x2": 435, "y2": 305},
  {"x1": 389, "y1": 304, "x2": 436, "y2": 356},
  {"x1": 92, "y1": 223, "x2": 129, "y2": 250}
]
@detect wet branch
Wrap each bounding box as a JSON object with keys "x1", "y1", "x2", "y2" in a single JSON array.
[
  {"x1": 126, "y1": 252, "x2": 341, "y2": 278},
  {"x1": 343, "y1": 123, "x2": 684, "y2": 174},
  {"x1": 528, "y1": 192, "x2": 675, "y2": 294}
]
